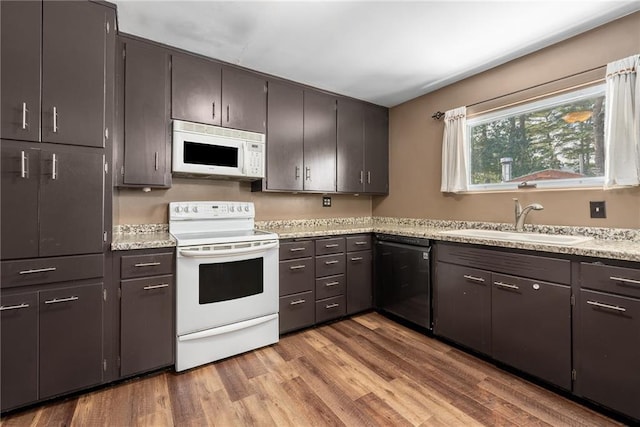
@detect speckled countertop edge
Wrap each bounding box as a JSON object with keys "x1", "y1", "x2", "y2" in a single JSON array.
[{"x1": 112, "y1": 224, "x2": 175, "y2": 251}]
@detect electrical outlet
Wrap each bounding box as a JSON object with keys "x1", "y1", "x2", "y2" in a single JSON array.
[
  {"x1": 322, "y1": 196, "x2": 332, "y2": 207},
  {"x1": 589, "y1": 201, "x2": 606, "y2": 218}
]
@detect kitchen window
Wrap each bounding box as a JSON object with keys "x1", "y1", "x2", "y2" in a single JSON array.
[{"x1": 467, "y1": 84, "x2": 606, "y2": 191}]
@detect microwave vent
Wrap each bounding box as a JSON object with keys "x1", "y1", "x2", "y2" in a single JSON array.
[{"x1": 173, "y1": 120, "x2": 265, "y2": 143}]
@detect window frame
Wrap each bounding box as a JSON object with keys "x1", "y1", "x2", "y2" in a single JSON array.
[{"x1": 465, "y1": 84, "x2": 606, "y2": 192}]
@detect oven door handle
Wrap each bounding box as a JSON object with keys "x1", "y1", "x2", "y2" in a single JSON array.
[
  {"x1": 179, "y1": 241, "x2": 279, "y2": 258},
  {"x1": 178, "y1": 313, "x2": 278, "y2": 342}
]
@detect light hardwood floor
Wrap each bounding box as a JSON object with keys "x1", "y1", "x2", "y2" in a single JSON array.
[{"x1": 0, "y1": 312, "x2": 623, "y2": 426}]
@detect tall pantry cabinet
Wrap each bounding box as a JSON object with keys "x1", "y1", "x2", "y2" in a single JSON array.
[{"x1": 0, "y1": 0, "x2": 115, "y2": 412}]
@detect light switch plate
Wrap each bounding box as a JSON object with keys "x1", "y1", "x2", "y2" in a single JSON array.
[
  {"x1": 589, "y1": 201, "x2": 606, "y2": 218},
  {"x1": 322, "y1": 196, "x2": 331, "y2": 207}
]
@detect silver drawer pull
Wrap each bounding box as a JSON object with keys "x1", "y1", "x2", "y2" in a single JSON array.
[
  {"x1": 587, "y1": 300, "x2": 626, "y2": 313},
  {"x1": 20, "y1": 150, "x2": 29, "y2": 178},
  {"x1": 325, "y1": 244, "x2": 340, "y2": 248},
  {"x1": 463, "y1": 274, "x2": 485, "y2": 283},
  {"x1": 51, "y1": 153, "x2": 58, "y2": 180},
  {"x1": 290, "y1": 299, "x2": 306, "y2": 306},
  {"x1": 289, "y1": 247, "x2": 306, "y2": 252},
  {"x1": 0, "y1": 303, "x2": 30, "y2": 311},
  {"x1": 143, "y1": 283, "x2": 170, "y2": 290},
  {"x1": 44, "y1": 296, "x2": 79, "y2": 305},
  {"x1": 22, "y1": 102, "x2": 29, "y2": 129},
  {"x1": 354, "y1": 241, "x2": 368, "y2": 246},
  {"x1": 351, "y1": 257, "x2": 364, "y2": 262},
  {"x1": 53, "y1": 106, "x2": 58, "y2": 133},
  {"x1": 19, "y1": 267, "x2": 56, "y2": 275},
  {"x1": 610, "y1": 276, "x2": 640, "y2": 286},
  {"x1": 494, "y1": 281, "x2": 520, "y2": 290},
  {"x1": 325, "y1": 303, "x2": 340, "y2": 309},
  {"x1": 325, "y1": 260, "x2": 339, "y2": 265},
  {"x1": 325, "y1": 281, "x2": 340, "y2": 287},
  {"x1": 134, "y1": 262, "x2": 161, "y2": 267},
  {"x1": 289, "y1": 265, "x2": 306, "y2": 270}
]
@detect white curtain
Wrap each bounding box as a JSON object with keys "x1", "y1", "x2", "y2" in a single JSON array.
[
  {"x1": 440, "y1": 106, "x2": 468, "y2": 193},
  {"x1": 604, "y1": 54, "x2": 640, "y2": 188}
]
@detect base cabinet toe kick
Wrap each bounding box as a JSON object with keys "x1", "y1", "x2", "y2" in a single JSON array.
[{"x1": 433, "y1": 241, "x2": 640, "y2": 422}]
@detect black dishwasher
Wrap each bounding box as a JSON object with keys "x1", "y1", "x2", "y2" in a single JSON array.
[{"x1": 374, "y1": 234, "x2": 431, "y2": 329}]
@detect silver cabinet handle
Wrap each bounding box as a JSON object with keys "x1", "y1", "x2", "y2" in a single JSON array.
[
  {"x1": 134, "y1": 262, "x2": 161, "y2": 267},
  {"x1": 305, "y1": 167, "x2": 311, "y2": 181},
  {"x1": 367, "y1": 171, "x2": 371, "y2": 184},
  {"x1": 354, "y1": 241, "x2": 368, "y2": 246},
  {"x1": 289, "y1": 264, "x2": 306, "y2": 270},
  {"x1": 351, "y1": 257, "x2": 364, "y2": 261},
  {"x1": 494, "y1": 281, "x2": 520, "y2": 290},
  {"x1": 212, "y1": 101, "x2": 216, "y2": 119},
  {"x1": 20, "y1": 150, "x2": 28, "y2": 179},
  {"x1": 53, "y1": 106, "x2": 58, "y2": 133},
  {"x1": 587, "y1": 300, "x2": 626, "y2": 313},
  {"x1": 44, "y1": 296, "x2": 79, "y2": 305},
  {"x1": 0, "y1": 303, "x2": 30, "y2": 311},
  {"x1": 22, "y1": 102, "x2": 29, "y2": 129},
  {"x1": 463, "y1": 274, "x2": 485, "y2": 283},
  {"x1": 324, "y1": 281, "x2": 340, "y2": 287},
  {"x1": 143, "y1": 283, "x2": 169, "y2": 290},
  {"x1": 154, "y1": 152, "x2": 159, "y2": 171},
  {"x1": 289, "y1": 247, "x2": 306, "y2": 252},
  {"x1": 610, "y1": 276, "x2": 640, "y2": 286},
  {"x1": 295, "y1": 166, "x2": 300, "y2": 180},
  {"x1": 325, "y1": 303, "x2": 340, "y2": 309},
  {"x1": 290, "y1": 299, "x2": 306, "y2": 305},
  {"x1": 325, "y1": 260, "x2": 339, "y2": 265},
  {"x1": 19, "y1": 267, "x2": 56, "y2": 275},
  {"x1": 360, "y1": 170, "x2": 364, "y2": 184},
  {"x1": 226, "y1": 105, "x2": 230, "y2": 122},
  {"x1": 51, "y1": 153, "x2": 58, "y2": 180},
  {"x1": 325, "y1": 244, "x2": 339, "y2": 248}
]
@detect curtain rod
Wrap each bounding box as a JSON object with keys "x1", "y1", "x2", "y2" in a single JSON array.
[{"x1": 432, "y1": 65, "x2": 606, "y2": 120}]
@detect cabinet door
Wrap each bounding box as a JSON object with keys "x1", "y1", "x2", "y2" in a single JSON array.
[
  {"x1": 121, "y1": 275, "x2": 174, "y2": 377},
  {"x1": 364, "y1": 104, "x2": 389, "y2": 194},
  {"x1": 434, "y1": 262, "x2": 491, "y2": 354},
  {"x1": 346, "y1": 250, "x2": 372, "y2": 315},
  {"x1": 575, "y1": 289, "x2": 640, "y2": 420},
  {"x1": 222, "y1": 67, "x2": 266, "y2": 133},
  {"x1": 492, "y1": 274, "x2": 571, "y2": 389},
  {"x1": 122, "y1": 39, "x2": 170, "y2": 187},
  {"x1": 1, "y1": 292, "x2": 38, "y2": 411},
  {"x1": 39, "y1": 144, "x2": 104, "y2": 257},
  {"x1": 0, "y1": 1, "x2": 41, "y2": 142},
  {"x1": 41, "y1": 1, "x2": 108, "y2": 147},
  {"x1": 266, "y1": 80, "x2": 304, "y2": 191},
  {"x1": 337, "y1": 98, "x2": 364, "y2": 193},
  {"x1": 0, "y1": 140, "x2": 39, "y2": 260},
  {"x1": 39, "y1": 282, "x2": 103, "y2": 399},
  {"x1": 280, "y1": 291, "x2": 314, "y2": 334},
  {"x1": 303, "y1": 90, "x2": 336, "y2": 192},
  {"x1": 171, "y1": 54, "x2": 222, "y2": 126}
]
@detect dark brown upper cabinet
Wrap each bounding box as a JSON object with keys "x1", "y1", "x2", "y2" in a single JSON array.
[
  {"x1": 0, "y1": 1, "x2": 41, "y2": 143},
  {"x1": 171, "y1": 54, "x2": 222, "y2": 126},
  {"x1": 117, "y1": 37, "x2": 171, "y2": 188},
  {"x1": 264, "y1": 80, "x2": 304, "y2": 191},
  {"x1": 1, "y1": 1, "x2": 113, "y2": 148},
  {"x1": 303, "y1": 90, "x2": 337, "y2": 192},
  {"x1": 222, "y1": 67, "x2": 267, "y2": 133},
  {"x1": 363, "y1": 104, "x2": 389, "y2": 194},
  {"x1": 337, "y1": 98, "x2": 365, "y2": 193}
]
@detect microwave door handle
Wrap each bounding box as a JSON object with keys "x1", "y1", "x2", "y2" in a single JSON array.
[{"x1": 179, "y1": 241, "x2": 279, "y2": 258}]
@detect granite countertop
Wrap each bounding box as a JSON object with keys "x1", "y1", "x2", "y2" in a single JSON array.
[{"x1": 111, "y1": 218, "x2": 640, "y2": 262}]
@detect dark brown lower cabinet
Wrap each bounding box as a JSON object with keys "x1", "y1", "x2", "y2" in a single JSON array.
[
  {"x1": 346, "y1": 250, "x2": 372, "y2": 315},
  {"x1": 39, "y1": 282, "x2": 103, "y2": 399},
  {"x1": 120, "y1": 275, "x2": 174, "y2": 377},
  {"x1": 1, "y1": 292, "x2": 38, "y2": 411},
  {"x1": 279, "y1": 291, "x2": 314, "y2": 334},
  {"x1": 575, "y1": 289, "x2": 640, "y2": 420},
  {"x1": 491, "y1": 274, "x2": 571, "y2": 390},
  {"x1": 434, "y1": 262, "x2": 492, "y2": 355}
]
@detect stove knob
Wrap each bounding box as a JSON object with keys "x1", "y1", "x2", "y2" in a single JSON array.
[
  {"x1": 230, "y1": 206, "x2": 235, "y2": 212},
  {"x1": 192, "y1": 206, "x2": 198, "y2": 213},
  {"x1": 174, "y1": 206, "x2": 181, "y2": 213},
  {"x1": 244, "y1": 205, "x2": 250, "y2": 212}
]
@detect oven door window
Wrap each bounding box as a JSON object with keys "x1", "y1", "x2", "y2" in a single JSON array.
[
  {"x1": 199, "y1": 258, "x2": 263, "y2": 304},
  {"x1": 184, "y1": 141, "x2": 238, "y2": 167}
]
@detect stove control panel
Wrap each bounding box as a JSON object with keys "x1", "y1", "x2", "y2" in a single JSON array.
[{"x1": 169, "y1": 201, "x2": 255, "y2": 220}]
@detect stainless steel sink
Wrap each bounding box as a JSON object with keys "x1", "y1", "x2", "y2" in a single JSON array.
[{"x1": 439, "y1": 229, "x2": 593, "y2": 246}]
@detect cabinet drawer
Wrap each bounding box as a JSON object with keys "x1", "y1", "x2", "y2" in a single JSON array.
[
  {"x1": 280, "y1": 258, "x2": 314, "y2": 295},
  {"x1": 1, "y1": 254, "x2": 104, "y2": 289},
  {"x1": 315, "y1": 295, "x2": 346, "y2": 324},
  {"x1": 315, "y1": 274, "x2": 345, "y2": 300},
  {"x1": 279, "y1": 240, "x2": 314, "y2": 261},
  {"x1": 315, "y1": 253, "x2": 345, "y2": 278},
  {"x1": 315, "y1": 237, "x2": 345, "y2": 256},
  {"x1": 280, "y1": 291, "x2": 314, "y2": 334},
  {"x1": 346, "y1": 235, "x2": 371, "y2": 252},
  {"x1": 580, "y1": 262, "x2": 640, "y2": 299},
  {"x1": 121, "y1": 252, "x2": 173, "y2": 279}
]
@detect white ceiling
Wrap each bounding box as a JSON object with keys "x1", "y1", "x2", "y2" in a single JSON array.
[{"x1": 113, "y1": 1, "x2": 640, "y2": 107}]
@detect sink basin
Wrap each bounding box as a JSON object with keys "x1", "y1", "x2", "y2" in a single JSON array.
[{"x1": 439, "y1": 229, "x2": 593, "y2": 246}]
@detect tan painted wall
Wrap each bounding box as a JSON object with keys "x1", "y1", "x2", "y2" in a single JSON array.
[
  {"x1": 373, "y1": 12, "x2": 640, "y2": 229},
  {"x1": 115, "y1": 178, "x2": 372, "y2": 224}
]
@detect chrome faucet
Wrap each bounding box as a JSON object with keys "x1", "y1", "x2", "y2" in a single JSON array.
[{"x1": 513, "y1": 198, "x2": 544, "y2": 232}]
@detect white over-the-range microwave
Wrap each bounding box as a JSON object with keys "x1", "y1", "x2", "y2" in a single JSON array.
[{"x1": 172, "y1": 119, "x2": 265, "y2": 180}]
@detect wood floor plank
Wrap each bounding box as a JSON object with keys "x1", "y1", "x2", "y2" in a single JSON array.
[
  {"x1": 31, "y1": 398, "x2": 77, "y2": 427},
  {"x1": 281, "y1": 376, "x2": 346, "y2": 426},
  {"x1": 166, "y1": 370, "x2": 208, "y2": 426},
  {"x1": 214, "y1": 357, "x2": 256, "y2": 402},
  {"x1": 250, "y1": 374, "x2": 312, "y2": 426},
  {"x1": 355, "y1": 392, "x2": 413, "y2": 427}
]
